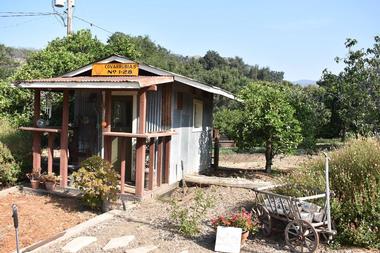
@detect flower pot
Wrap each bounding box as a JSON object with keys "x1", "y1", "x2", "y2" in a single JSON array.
[
  {"x1": 45, "y1": 181, "x2": 56, "y2": 191},
  {"x1": 241, "y1": 231, "x2": 249, "y2": 244},
  {"x1": 30, "y1": 179, "x2": 40, "y2": 189}
]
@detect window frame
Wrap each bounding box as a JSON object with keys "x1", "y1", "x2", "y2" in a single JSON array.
[{"x1": 192, "y1": 99, "x2": 203, "y2": 131}]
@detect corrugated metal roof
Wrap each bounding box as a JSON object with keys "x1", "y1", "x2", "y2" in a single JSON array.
[
  {"x1": 16, "y1": 54, "x2": 234, "y2": 99},
  {"x1": 62, "y1": 55, "x2": 235, "y2": 99},
  {"x1": 16, "y1": 76, "x2": 174, "y2": 89}
]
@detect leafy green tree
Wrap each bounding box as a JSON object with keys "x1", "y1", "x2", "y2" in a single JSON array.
[
  {"x1": 216, "y1": 82, "x2": 303, "y2": 172},
  {"x1": 106, "y1": 32, "x2": 140, "y2": 59},
  {"x1": 287, "y1": 85, "x2": 330, "y2": 149},
  {"x1": 319, "y1": 36, "x2": 380, "y2": 140}
]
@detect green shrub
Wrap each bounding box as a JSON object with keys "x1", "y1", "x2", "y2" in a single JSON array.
[
  {"x1": 0, "y1": 118, "x2": 32, "y2": 174},
  {"x1": 72, "y1": 156, "x2": 120, "y2": 210},
  {"x1": 171, "y1": 188, "x2": 214, "y2": 237},
  {"x1": 277, "y1": 138, "x2": 380, "y2": 248},
  {"x1": 0, "y1": 141, "x2": 20, "y2": 186}
]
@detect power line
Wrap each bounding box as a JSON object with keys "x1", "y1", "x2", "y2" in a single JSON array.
[
  {"x1": 0, "y1": 12, "x2": 57, "y2": 18},
  {"x1": 73, "y1": 15, "x2": 113, "y2": 35}
]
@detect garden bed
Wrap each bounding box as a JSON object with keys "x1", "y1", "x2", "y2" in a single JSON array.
[{"x1": 0, "y1": 189, "x2": 95, "y2": 253}]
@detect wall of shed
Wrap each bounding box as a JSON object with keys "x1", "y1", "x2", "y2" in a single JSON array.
[
  {"x1": 146, "y1": 86, "x2": 163, "y2": 132},
  {"x1": 170, "y1": 82, "x2": 213, "y2": 183}
]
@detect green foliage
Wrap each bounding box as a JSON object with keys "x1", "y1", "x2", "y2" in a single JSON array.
[
  {"x1": 170, "y1": 188, "x2": 214, "y2": 237},
  {"x1": 0, "y1": 118, "x2": 32, "y2": 172},
  {"x1": 216, "y1": 82, "x2": 303, "y2": 172},
  {"x1": 277, "y1": 138, "x2": 380, "y2": 248},
  {"x1": 72, "y1": 156, "x2": 120, "y2": 210},
  {"x1": 319, "y1": 36, "x2": 380, "y2": 140},
  {"x1": 0, "y1": 141, "x2": 20, "y2": 187},
  {"x1": 287, "y1": 85, "x2": 330, "y2": 149}
]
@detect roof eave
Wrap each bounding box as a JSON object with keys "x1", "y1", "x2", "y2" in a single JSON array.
[{"x1": 16, "y1": 82, "x2": 141, "y2": 89}]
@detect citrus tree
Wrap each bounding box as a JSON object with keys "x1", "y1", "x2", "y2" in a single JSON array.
[{"x1": 215, "y1": 81, "x2": 302, "y2": 172}]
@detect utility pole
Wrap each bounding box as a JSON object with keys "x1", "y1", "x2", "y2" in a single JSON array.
[{"x1": 66, "y1": 0, "x2": 73, "y2": 35}]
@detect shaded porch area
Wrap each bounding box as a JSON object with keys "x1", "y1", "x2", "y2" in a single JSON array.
[{"x1": 19, "y1": 75, "x2": 175, "y2": 199}]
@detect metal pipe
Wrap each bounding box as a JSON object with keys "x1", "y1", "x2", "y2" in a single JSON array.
[{"x1": 323, "y1": 152, "x2": 332, "y2": 234}]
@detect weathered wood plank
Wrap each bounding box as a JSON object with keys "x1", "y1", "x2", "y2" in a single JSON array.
[{"x1": 184, "y1": 174, "x2": 274, "y2": 190}]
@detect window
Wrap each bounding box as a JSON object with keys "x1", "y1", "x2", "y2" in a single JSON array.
[{"x1": 193, "y1": 99, "x2": 203, "y2": 130}]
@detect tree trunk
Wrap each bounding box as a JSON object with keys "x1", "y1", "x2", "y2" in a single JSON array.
[
  {"x1": 265, "y1": 141, "x2": 273, "y2": 173},
  {"x1": 341, "y1": 125, "x2": 346, "y2": 142}
]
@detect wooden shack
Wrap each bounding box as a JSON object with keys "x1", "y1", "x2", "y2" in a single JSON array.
[{"x1": 17, "y1": 55, "x2": 234, "y2": 199}]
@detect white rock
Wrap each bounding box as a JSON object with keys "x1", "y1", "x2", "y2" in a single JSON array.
[
  {"x1": 103, "y1": 235, "x2": 135, "y2": 251},
  {"x1": 62, "y1": 236, "x2": 97, "y2": 253},
  {"x1": 125, "y1": 245, "x2": 157, "y2": 253}
]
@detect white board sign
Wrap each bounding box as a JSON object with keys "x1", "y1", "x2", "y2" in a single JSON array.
[{"x1": 214, "y1": 226, "x2": 242, "y2": 253}]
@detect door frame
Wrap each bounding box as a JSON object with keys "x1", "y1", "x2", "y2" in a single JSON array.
[{"x1": 101, "y1": 90, "x2": 138, "y2": 179}]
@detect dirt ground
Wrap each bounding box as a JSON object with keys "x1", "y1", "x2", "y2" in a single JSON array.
[
  {"x1": 34, "y1": 185, "x2": 375, "y2": 253},
  {"x1": 0, "y1": 191, "x2": 95, "y2": 253},
  {"x1": 219, "y1": 152, "x2": 313, "y2": 172},
  {"x1": 3, "y1": 153, "x2": 376, "y2": 253}
]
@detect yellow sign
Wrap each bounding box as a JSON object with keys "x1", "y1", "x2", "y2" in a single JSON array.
[{"x1": 91, "y1": 63, "x2": 139, "y2": 76}]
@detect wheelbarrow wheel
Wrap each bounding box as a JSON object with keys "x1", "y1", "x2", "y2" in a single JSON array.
[
  {"x1": 256, "y1": 204, "x2": 272, "y2": 236},
  {"x1": 285, "y1": 219, "x2": 319, "y2": 253}
]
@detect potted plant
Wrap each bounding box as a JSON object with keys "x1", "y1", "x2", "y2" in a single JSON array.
[
  {"x1": 211, "y1": 208, "x2": 259, "y2": 243},
  {"x1": 26, "y1": 171, "x2": 41, "y2": 189},
  {"x1": 41, "y1": 173, "x2": 58, "y2": 191}
]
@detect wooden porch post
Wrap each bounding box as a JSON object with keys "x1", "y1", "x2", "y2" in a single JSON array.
[
  {"x1": 47, "y1": 133, "x2": 55, "y2": 175},
  {"x1": 120, "y1": 138, "x2": 126, "y2": 193},
  {"x1": 148, "y1": 138, "x2": 155, "y2": 190},
  {"x1": 163, "y1": 136, "x2": 171, "y2": 184},
  {"x1": 135, "y1": 88, "x2": 147, "y2": 197},
  {"x1": 60, "y1": 90, "x2": 69, "y2": 188},
  {"x1": 157, "y1": 138, "x2": 163, "y2": 187},
  {"x1": 32, "y1": 90, "x2": 41, "y2": 173},
  {"x1": 103, "y1": 90, "x2": 112, "y2": 162}
]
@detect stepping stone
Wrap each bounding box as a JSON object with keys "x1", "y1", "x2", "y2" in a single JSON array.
[
  {"x1": 125, "y1": 245, "x2": 157, "y2": 253},
  {"x1": 103, "y1": 235, "x2": 135, "y2": 250},
  {"x1": 62, "y1": 236, "x2": 97, "y2": 253}
]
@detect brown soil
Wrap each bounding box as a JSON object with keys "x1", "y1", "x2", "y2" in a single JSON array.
[
  {"x1": 0, "y1": 192, "x2": 95, "y2": 253},
  {"x1": 219, "y1": 152, "x2": 313, "y2": 172}
]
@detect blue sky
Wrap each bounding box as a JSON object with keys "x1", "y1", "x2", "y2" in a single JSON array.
[{"x1": 0, "y1": 0, "x2": 379, "y2": 81}]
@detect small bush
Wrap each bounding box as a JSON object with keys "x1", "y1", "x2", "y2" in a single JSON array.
[
  {"x1": 0, "y1": 118, "x2": 32, "y2": 174},
  {"x1": 277, "y1": 138, "x2": 380, "y2": 248},
  {"x1": 171, "y1": 188, "x2": 214, "y2": 237},
  {"x1": 72, "y1": 156, "x2": 120, "y2": 210},
  {"x1": 0, "y1": 141, "x2": 20, "y2": 186}
]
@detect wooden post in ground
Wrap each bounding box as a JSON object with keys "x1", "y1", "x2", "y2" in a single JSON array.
[
  {"x1": 47, "y1": 133, "x2": 54, "y2": 175},
  {"x1": 120, "y1": 138, "x2": 126, "y2": 193},
  {"x1": 156, "y1": 138, "x2": 163, "y2": 187},
  {"x1": 32, "y1": 90, "x2": 41, "y2": 173},
  {"x1": 135, "y1": 88, "x2": 147, "y2": 197},
  {"x1": 60, "y1": 90, "x2": 69, "y2": 188},
  {"x1": 148, "y1": 138, "x2": 155, "y2": 190},
  {"x1": 213, "y1": 129, "x2": 220, "y2": 169},
  {"x1": 163, "y1": 136, "x2": 171, "y2": 184},
  {"x1": 103, "y1": 90, "x2": 112, "y2": 162}
]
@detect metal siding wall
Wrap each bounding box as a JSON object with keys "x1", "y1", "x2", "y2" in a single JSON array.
[
  {"x1": 146, "y1": 86, "x2": 163, "y2": 132},
  {"x1": 169, "y1": 82, "x2": 213, "y2": 184}
]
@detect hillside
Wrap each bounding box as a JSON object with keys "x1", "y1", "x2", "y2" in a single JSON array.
[{"x1": 0, "y1": 32, "x2": 284, "y2": 96}]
